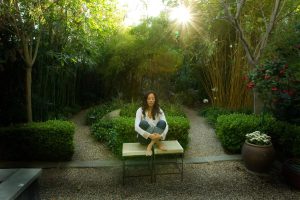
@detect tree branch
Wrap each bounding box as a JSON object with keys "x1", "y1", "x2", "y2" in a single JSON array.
[
  {"x1": 235, "y1": 0, "x2": 246, "y2": 19},
  {"x1": 222, "y1": 0, "x2": 255, "y2": 66},
  {"x1": 32, "y1": 35, "x2": 40, "y2": 66},
  {"x1": 254, "y1": 0, "x2": 282, "y2": 62}
]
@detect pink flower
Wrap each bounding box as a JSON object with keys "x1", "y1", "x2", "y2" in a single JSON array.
[
  {"x1": 264, "y1": 75, "x2": 271, "y2": 80},
  {"x1": 279, "y1": 69, "x2": 285, "y2": 75},
  {"x1": 242, "y1": 76, "x2": 248, "y2": 81},
  {"x1": 247, "y1": 82, "x2": 255, "y2": 89},
  {"x1": 271, "y1": 87, "x2": 278, "y2": 91}
]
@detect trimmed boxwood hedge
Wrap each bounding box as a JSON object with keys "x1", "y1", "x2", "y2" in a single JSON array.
[
  {"x1": 119, "y1": 102, "x2": 187, "y2": 118},
  {"x1": 91, "y1": 116, "x2": 190, "y2": 157},
  {"x1": 216, "y1": 113, "x2": 300, "y2": 157},
  {"x1": 199, "y1": 106, "x2": 252, "y2": 127},
  {"x1": 0, "y1": 120, "x2": 75, "y2": 161},
  {"x1": 215, "y1": 114, "x2": 275, "y2": 153}
]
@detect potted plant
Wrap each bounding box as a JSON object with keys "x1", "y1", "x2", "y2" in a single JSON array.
[{"x1": 242, "y1": 131, "x2": 275, "y2": 173}]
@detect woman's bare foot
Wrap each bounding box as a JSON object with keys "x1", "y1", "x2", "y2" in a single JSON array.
[
  {"x1": 146, "y1": 150, "x2": 152, "y2": 156},
  {"x1": 146, "y1": 141, "x2": 154, "y2": 156},
  {"x1": 157, "y1": 141, "x2": 166, "y2": 151}
]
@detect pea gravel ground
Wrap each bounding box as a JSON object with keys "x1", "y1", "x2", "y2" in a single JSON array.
[{"x1": 39, "y1": 107, "x2": 300, "y2": 199}]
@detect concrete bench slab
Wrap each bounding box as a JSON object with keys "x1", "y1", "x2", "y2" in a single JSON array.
[
  {"x1": 154, "y1": 140, "x2": 184, "y2": 155},
  {"x1": 122, "y1": 143, "x2": 148, "y2": 157}
]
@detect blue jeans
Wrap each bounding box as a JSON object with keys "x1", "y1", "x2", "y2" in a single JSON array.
[{"x1": 137, "y1": 120, "x2": 166, "y2": 145}]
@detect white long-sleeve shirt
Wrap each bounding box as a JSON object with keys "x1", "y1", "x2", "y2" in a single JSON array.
[{"x1": 134, "y1": 107, "x2": 168, "y2": 140}]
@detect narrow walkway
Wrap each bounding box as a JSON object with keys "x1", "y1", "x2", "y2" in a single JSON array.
[
  {"x1": 183, "y1": 107, "x2": 225, "y2": 158},
  {"x1": 71, "y1": 109, "x2": 116, "y2": 161}
]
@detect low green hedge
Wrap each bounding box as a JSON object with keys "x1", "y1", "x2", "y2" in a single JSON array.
[
  {"x1": 0, "y1": 120, "x2": 75, "y2": 161},
  {"x1": 216, "y1": 113, "x2": 300, "y2": 157},
  {"x1": 215, "y1": 114, "x2": 275, "y2": 153},
  {"x1": 119, "y1": 102, "x2": 186, "y2": 118},
  {"x1": 86, "y1": 103, "x2": 120, "y2": 125},
  {"x1": 91, "y1": 116, "x2": 190, "y2": 157},
  {"x1": 119, "y1": 102, "x2": 140, "y2": 117},
  {"x1": 199, "y1": 106, "x2": 252, "y2": 127}
]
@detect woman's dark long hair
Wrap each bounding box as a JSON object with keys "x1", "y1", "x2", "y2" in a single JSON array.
[{"x1": 142, "y1": 91, "x2": 161, "y2": 120}]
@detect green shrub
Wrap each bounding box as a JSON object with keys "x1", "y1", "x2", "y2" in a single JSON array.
[
  {"x1": 199, "y1": 106, "x2": 252, "y2": 127},
  {"x1": 119, "y1": 102, "x2": 186, "y2": 118},
  {"x1": 215, "y1": 114, "x2": 275, "y2": 153},
  {"x1": 199, "y1": 107, "x2": 233, "y2": 127},
  {"x1": 161, "y1": 102, "x2": 187, "y2": 118},
  {"x1": 0, "y1": 120, "x2": 75, "y2": 161},
  {"x1": 86, "y1": 103, "x2": 120, "y2": 125},
  {"x1": 119, "y1": 102, "x2": 140, "y2": 117},
  {"x1": 268, "y1": 121, "x2": 300, "y2": 158},
  {"x1": 91, "y1": 116, "x2": 190, "y2": 157}
]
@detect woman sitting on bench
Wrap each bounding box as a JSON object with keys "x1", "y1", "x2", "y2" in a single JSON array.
[{"x1": 135, "y1": 90, "x2": 168, "y2": 156}]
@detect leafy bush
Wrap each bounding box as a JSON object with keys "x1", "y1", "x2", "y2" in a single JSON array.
[
  {"x1": 86, "y1": 102, "x2": 120, "y2": 125},
  {"x1": 215, "y1": 114, "x2": 275, "y2": 153},
  {"x1": 120, "y1": 102, "x2": 187, "y2": 118},
  {"x1": 199, "y1": 106, "x2": 252, "y2": 127},
  {"x1": 246, "y1": 60, "x2": 300, "y2": 124},
  {"x1": 119, "y1": 102, "x2": 140, "y2": 117},
  {"x1": 0, "y1": 120, "x2": 75, "y2": 161},
  {"x1": 161, "y1": 102, "x2": 187, "y2": 118},
  {"x1": 91, "y1": 116, "x2": 190, "y2": 157},
  {"x1": 268, "y1": 121, "x2": 300, "y2": 158},
  {"x1": 216, "y1": 113, "x2": 300, "y2": 157}
]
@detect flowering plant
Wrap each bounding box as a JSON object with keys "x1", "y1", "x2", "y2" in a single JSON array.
[
  {"x1": 245, "y1": 60, "x2": 299, "y2": 120},
  {"x1": 245, "y1": 131, "x2": 271, "y2": 145}
]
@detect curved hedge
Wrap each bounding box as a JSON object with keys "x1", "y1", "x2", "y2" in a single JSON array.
[{"x1": 0, "y1": 120, "x2": 75, "y2": 161}]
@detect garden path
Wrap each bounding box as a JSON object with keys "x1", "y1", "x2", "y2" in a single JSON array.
[
  {"x1": 71, "y1": 106, "x2": 225, "y2": 160},
  {"x1": 182, "y1": 107, "x2": 225, "y2": 158},
  {"x1": 71, "y1": 109, "x2": 116, "y2": 161}
]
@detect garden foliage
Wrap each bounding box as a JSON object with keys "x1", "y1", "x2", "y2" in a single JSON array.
[
  {"x1": 0, "y1": 120, "x2": 75, "y2": 161},
  {"x1": 246, "y1": 60, "x2": 300, "y2": 124},
  {"x1": 199, "y1": 106, "x2": 252, "y2": 127},
  {"x1": 91, "y1": 103, "x2": 190, "y2": 156},
  {"x1": 86, "y1": 102, "x2": 121, "y2": 125},
  {"x1": 216, "y1": 113, "x2": 300, "y2": 157},
  {"x1": 216, "y1": 114, "x2": 275, "y2": 153}
]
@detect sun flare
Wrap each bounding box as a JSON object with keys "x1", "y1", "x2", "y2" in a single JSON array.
[{"x1": 169, "y1": 5, "x2": 191, "y2": 24}]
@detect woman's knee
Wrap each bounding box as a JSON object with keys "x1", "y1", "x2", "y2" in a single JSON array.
[
  {"x1": 139, "y1": 120, "x2": 150, "y2": 130},
  {"x1": 157, "y1": 120, "x2": 166, "y2": 129}
]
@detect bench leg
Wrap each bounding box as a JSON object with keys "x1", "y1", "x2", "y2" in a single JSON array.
[
  {"x1": 153, "y1": 151, "x2": 157, "y2": 183},
  {"x1": 149, "y1": 155, "x2": 153, "y2": 183},
  {"x1": 181, "y1": 154, "x2": 184, "y2": 182},
  {"x1": 122, "y1": 158, "x2": 125, "y2": 185}
]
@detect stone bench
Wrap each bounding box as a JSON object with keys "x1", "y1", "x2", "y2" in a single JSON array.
[
  {"x1": 0, "y1": 168, "x2": 42, "y2": 200},
  {"x1": 122, "y1": 143, "x2": 153, "y2": 184},
  {"x1": 153, "y1": 140, "x2": 184, "y2": 182},
  {"x1": 122, "y1": 140, "x2": 184, "y2": 184}
]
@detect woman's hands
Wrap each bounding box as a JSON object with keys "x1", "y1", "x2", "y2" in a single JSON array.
[{"x1": 149, "y1": 133, "x2": 162, "y2": 140}]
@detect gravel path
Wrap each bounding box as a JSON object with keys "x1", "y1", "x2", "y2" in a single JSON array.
[
  {"x1": 39, "y1": 107, "x2": 300, "y2": 199},
  {"x1": 40, "y1": 161, "x2": 300, "y2": 200},
  {"x1": 71, "y1": 109, "x2": 116, "y2": 161},
  {"x1": 183, "y1": 107, "x2": 225, "y2": 158},
  {"x1": 71, "y1": 107, "x2": 224, "y2": 160}
]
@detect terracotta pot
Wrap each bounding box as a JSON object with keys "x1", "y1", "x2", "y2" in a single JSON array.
[
  {"x1": 282, "y1": 159, "x2": 300, "y2": 189},
  {"x1": 242, "y1": 141, "x2": 275, "y2": 173}
]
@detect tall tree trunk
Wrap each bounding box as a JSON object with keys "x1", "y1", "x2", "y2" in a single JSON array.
[{"x1": 25, "y1": 67, "x2": 32, "y2": 122}]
